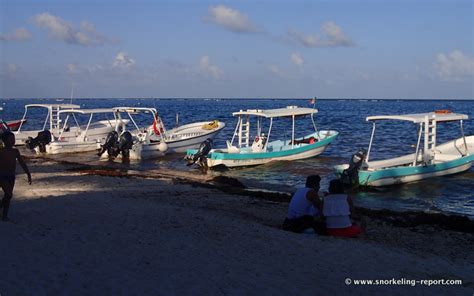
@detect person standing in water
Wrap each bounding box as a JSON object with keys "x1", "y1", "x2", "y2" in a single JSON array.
[{"x1": 0, "y1": 131, "x2": 32, "y2": 221}]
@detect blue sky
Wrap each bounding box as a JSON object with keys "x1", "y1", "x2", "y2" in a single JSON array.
[{"x1": 1, "y1": 0, "x2": 473, "y2": 99}]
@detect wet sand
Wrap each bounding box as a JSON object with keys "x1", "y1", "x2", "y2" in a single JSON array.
[{"x1": 0, "y1": 157, "x2": 473, "y2": 295}]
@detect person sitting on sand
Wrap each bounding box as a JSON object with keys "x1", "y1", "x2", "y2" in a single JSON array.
[
  {"x1": 0, "y1": 131, "x2": 32, "y2": 221},
  {"x1": 282, "y1": 175, "x2": 324, "y2": 234},
  {"x1": 322, "y1": 179, "x2": 362, "y2": 237}
]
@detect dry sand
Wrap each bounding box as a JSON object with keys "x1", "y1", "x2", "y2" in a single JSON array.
[{"x1": 0, "y1": 158, "x2": 473, "y2": 295}]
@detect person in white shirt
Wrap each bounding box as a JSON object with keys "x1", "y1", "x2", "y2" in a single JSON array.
[
  {"x1": 282, "y1": 175, "x2": 324, "y2": 234},
  {"x1": 323, "y1": 179, "x2": 362, "y2": 237}
]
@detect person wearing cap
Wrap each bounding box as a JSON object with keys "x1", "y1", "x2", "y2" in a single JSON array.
[{"x1": 282, "y1": 175, "x2": 324, "y2": 234}]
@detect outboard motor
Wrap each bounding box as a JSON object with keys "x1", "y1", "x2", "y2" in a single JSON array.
[
  {"x1": 186, "y1": 138, "x2": 213, "y2": 167},
  {"x1": 341, "y1": 148, "x2": 367, "y2": 185},
  {"x1": 98, "y1": 131, "x2": 119, "y2": 158},
  {"x1": 118, "y1": 131, "x2": 133, "y2": 159},
  {"x1": 25, "y1": 130, "x2": 52, "y2": 153}
]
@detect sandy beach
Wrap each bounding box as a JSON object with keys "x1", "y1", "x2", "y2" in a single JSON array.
[{"x1": 1, "y1": 156, "x2": 473, "y2": 295}]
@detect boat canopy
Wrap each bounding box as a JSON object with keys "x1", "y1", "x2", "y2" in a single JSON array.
[
  {"x1": 366, "y1": 112, "x2": 468, "y2": 123},
  {"x1": 112, "y1": 107, "x2": 157, "y2": 114},
  {"x1": 57, "y1": 108, "x2": 116, "y2": 115},
  {"x1": 232, "y1": 106, "x2": 318, "y2": 118},
  {"x1": 24, "y1": 104, "x2": 80, "y2": 109}
]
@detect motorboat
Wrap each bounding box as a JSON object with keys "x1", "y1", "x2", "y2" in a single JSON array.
[
  {"x1": 26, "y1": 108, "x2": 127, "y2": 154},
  {"x1": 99, "y1": 107, "x2": 167, "y2": 160},
  {"x1": 143, "y1": 108, "x2": 225, "y2": 153},
  {"x1": 13, "y1": 104, "x2": 81, "y2": 144},
  {"x1": 161, "y1": 118, "x2": 225, "y2": 153},
  {"x1": 335, "y1": 111, "x2": 474, "y2": 187},
  {"x1": 99, "y1": 107, "x2": 224, "y2": 160},
  {"x1": 185, "y1": 105, "x2": 338, "y2": 168}
]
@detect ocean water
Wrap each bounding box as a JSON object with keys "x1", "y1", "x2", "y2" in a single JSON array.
[{"x1": 1, "y1": 98, "x2": 473, "y2": 219}]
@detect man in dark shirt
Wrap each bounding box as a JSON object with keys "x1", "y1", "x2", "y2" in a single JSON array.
[{"x1": 0, "y1": 131, "x2": 32, "y2": 221}]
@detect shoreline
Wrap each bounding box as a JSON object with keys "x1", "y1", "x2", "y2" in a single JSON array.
[
  {"x1": 42, "y1": 155, "x2": 474, "y2": 232},
  {"x1": 1, "y1": 156, "x2": 473, "y2": 294}
]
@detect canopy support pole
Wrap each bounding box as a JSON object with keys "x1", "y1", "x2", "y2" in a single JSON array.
[
  {"x1": 461, "y1": 120, "x2": 468, "y2": 156},
  {"x1": 291, "y1": 115, "x2": 295, "y2": 148},
  {"x1": 413, "y1": 123, "x2": 423, "y2": 166},
  {"x1": 264, "y1": 118, "x2": 273, "y2": 152},
  {"x1": 18, "y1": 107, "x2": 28, "y2": 132},
  {"x1": 231, "y1": 117, "x2": 240, "y2": 146}
]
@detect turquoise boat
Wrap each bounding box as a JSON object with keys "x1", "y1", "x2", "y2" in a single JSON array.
[
  {"x1": 186, "y1": 106, "x2": 338, "y2": 168},
  {"x1": 335, "y1": 111, "x2": 474, "y2": 187}
]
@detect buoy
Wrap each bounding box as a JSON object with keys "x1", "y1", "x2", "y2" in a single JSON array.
[{"x1": 158, "y1": 142, "x2": 168, "y2": 152}]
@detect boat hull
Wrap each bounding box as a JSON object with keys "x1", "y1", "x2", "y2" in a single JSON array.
[
  {"x1": 335, "y1": 136, "x2": 474, "y2": 186},
  {"x1": 360, "y1": 156, "x2": 473, "y2": 187},
  {"x1": 160, "y1": 121, "x2": 225, "y2": 153},
  {"x1": 128, "y1": 142, "x2": 167, "y2": 160},
  {"x1": 40, "y1": 140, "x2": 101, "y2": 154},
  {"x1": 100, "y1": 141, "x2": 167, "y2": 160},
  {"x1": 188, "y1": 130, "x2": 338, "y2": 168}
]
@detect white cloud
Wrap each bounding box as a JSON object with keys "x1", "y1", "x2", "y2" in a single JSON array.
[
  {"x1": 203, "y1": 5, "x2": 259, "y2": 33},
  {"x1": 66, "y1": 63, "x2": 104, "y2": 76},
  {"x1": 67, "y1": 63, "x2": 79, "y2": 74},
  {"x1": 0, "y1": 28, "x2": 32, "y2": 41},
  {"x1": 268, "y1": 65, "x2": 284, "y2": 77},
  {"x1": 435, "y1": 50, "x2": 474, "y2": 82},
  {"x1": 113, "y1": 52, "x2": 135, "y2": 69},
  {"x1": 8, "y1": 63, "x2": 17, "y2": 73},
  {"x1": 287, "y1": 21, "x2": 353, "y2": 48},
  {"x1": 31, "y1": 12, "x2": 110, "y2": 46},
  {"x1": 199, "y1": 56, "x2": 223, "y2": 79},
  {"x1": 290, "y1": 53, "x2": 304, "y2": 67},
  {"x1": 0, "y1": 63, "x2": 19, "y2": 79}
]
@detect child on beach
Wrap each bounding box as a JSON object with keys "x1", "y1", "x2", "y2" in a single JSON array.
[
  {"x1": 282, "y1": 175, "x2": 324, "y2": 234},
  {"x1": 0, "y1": 131, "x2": 31, "y2": 221},
  {"x1": 322, "y1": 179, "x2": 362, "y2": 237}
]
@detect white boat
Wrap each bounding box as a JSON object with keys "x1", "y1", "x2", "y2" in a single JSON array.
[
  {"x1": 335, "y1": 111, "x2": 474, "y2": 187},
  {"x1": 99, "y1": 107, "x2": 168, "y2": 160},
  {"x1": 186, "y1": 106, "x2": 338, "y2": 168},
  {"x1": 160, "y1": 119, "x2": 225, "y2": 153},
  {"x1": 28, "y1": 108, "x2": 127, "y2": 155},
  {"x1": 99, "y1": 107, "x2": 224, "y2": 160},
  {"x1": 141, "y1": 108, "x2": 225, "y2": 153},
  {"x1": 14, "y1": 104, "x2": 81, "y2": 144}
]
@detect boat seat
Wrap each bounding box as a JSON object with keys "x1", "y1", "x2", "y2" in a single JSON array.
[
  {"x1": 226, "y1": 140, "x2": 240, "y2": 153},
  {"x1": 367, "y1": 154, "x2": 416, "y2": 170},
  {"x1": 434, "y1": 154, "x2": 458, "y2": 162}
]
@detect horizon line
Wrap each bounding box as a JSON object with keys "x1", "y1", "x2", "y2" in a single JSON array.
[{"x1": 2, "y1": 97, "x2": 474, "y2": 101}]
